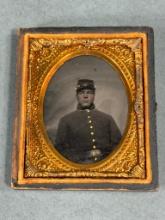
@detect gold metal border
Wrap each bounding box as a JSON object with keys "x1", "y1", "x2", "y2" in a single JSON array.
[
  {"x1": 40, "y1": 52, "x2": 133, "y2": 168},
  {"x1": 14, "y1": 32, "x2": 152, "y2": 187}
]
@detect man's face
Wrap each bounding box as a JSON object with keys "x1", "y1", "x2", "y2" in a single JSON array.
[{"x1": 77, "y1": 89, "x2": 95, "y2": 108}]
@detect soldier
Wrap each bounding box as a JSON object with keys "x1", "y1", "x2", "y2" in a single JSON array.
[{"x1": 55, "y1": 79, "x2": 121, "y2": 164}]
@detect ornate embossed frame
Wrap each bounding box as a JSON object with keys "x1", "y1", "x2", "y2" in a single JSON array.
[{"x1": 12, "y1": 27, "x2": 158, "y2": 190}]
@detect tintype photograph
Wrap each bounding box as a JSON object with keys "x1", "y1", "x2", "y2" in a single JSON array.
[
  {"x1": 44, "y1": 55, "x2": 128, "y2": 164},
  {"x1": 12, "y1": 27, "x2": 158, "y2": 190}
]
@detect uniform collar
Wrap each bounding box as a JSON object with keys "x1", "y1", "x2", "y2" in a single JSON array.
[{"x1": 77, "y1": 103, "x2": 95, "y2": 111}]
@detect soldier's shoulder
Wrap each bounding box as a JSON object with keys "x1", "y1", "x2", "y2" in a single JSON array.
[
  {"x1": 60, "y1": 110, "x2": 78, "y2": 122},
  {"x1": 94, "y1": 109, "x2": 114, "y2": 120}
]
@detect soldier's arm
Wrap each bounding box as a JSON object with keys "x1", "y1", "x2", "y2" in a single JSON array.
[
  {"x1": 109, "y1": 116, "x2": 122, "y2": 149},
  {"x1": 55, "y1": 117, "x2": 69, "y2": 151}
]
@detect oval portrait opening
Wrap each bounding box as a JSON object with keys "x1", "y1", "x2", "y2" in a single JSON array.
[{"x1": 43, "y1": 55, "x2": 128, "y2": 164}]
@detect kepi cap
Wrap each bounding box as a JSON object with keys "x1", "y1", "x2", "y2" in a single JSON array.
[{"x1": 76, "y1": 79, "x2": 96, "y2": 93}]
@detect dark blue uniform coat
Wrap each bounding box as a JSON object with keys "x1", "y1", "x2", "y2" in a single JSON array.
[{"x1": 55, "y1": 109, "x2": 122, "y2": 164}]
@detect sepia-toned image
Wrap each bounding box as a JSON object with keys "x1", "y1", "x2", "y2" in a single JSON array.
[{"x1": 44, "y1": 55, "x2": 128, "y2": 164}]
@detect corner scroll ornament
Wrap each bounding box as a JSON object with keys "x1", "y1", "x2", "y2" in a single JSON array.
[{"x1": 24, "y1": 36, "x2": 146, "y2": 179}]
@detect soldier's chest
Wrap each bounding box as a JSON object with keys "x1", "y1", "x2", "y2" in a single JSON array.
[{"x1": 67, "y1": 112, "x2": 109, "y2": 137}]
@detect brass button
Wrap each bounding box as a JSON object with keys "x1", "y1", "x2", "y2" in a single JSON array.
[
  {"x1": 87, "y1": 116, "x2": 91, "y2": 119},
  {"x1": 90, "y1": 126, "x2": 93, "y2": 129},
  {"x1": 93, "y1": 145, "x2": 96, "y2": 149},
  {"x1": 86, "y1": 109, "x2": 90, "y2": 113},
  {"x1": 90, "y1": 132, "x2": 94, "y2": 135},
  {"x1": 88, "y1": 120, "x2": 92, "y2": 123},
  {"x1": 92, "y1": 139, "x2": 96, "y2": 142},
  {"x1": 94, "y1": 157, "x2": 97, "y2": 161}
]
